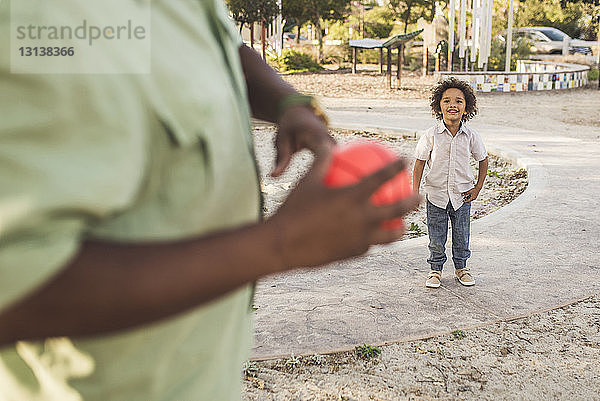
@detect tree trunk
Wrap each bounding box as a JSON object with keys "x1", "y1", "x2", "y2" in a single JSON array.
[
  {"x1": 296, "y1": 25, "x2": 301, "y2": 44},
  {"x1": 261, "y1": 19, "x2": 266, "y2": 60},
  {"x1": 402, "y1": 5, "x2": 412, "y2": 66},
  {"x1": 316, "y1": 16, "x2": 323, "y2": 63},
  {"x1": 250, "y1": 23, "x2": 254, "y2": 49}
]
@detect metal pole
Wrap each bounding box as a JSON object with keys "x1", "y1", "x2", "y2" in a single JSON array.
[
  {"x1": 423, "y1": 45, "x2": 428, "y2": 76},
  {"x1": 397, "y1": 45, "x2": 403, "y2": 89},
  {"x1": 459, "y1": 0, "x2": 467, "y2": 61},
  {"x1": 470, "y1": 0, "x2": 477, "y2": 67},
  {"x1": 474, "y1": 0, "x2": 482, "y2": 69},
  {"x1": 505, "y1": 0, "x2": 514, "y2": 72},
  {"x1": 276, "y1": 0, "x2": 283, "y2": 57},
  {"x1": 486, "y1": 0, "x2": 493, "y2": 66},
  {"x1": 448, "y1": 0, "x2": 456, "y2": 71},
  {"x1": 478, "y1": 0, "x2": 492, "y2": 70},
  {"x1": 387, "y1": 48, "x2": 392, "y2": 89}
]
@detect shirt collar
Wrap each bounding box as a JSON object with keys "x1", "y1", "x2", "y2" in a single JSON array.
[{"x1": 436, "y1": 121, "x2": 467, "y2": 136}]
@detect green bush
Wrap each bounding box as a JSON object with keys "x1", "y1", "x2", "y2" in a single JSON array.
[
  {"x1": 407, "y1": 52, "x2": 422, "y2": 72},
  {"x1": 322, "y1": 43, "x2": 350, "y2": 65},
  {"x1": 355, "y1": 48, "x2": 383, "y2": 64},
  {"x1": 588, "y1": 68, "x2": 599, "y2": 82},
  {"x1": 272, "y1": 49, "x2": 323, "y2": 73},
  {"x1": 487, "y1": 37, "x2": 532, "y2": 71}
]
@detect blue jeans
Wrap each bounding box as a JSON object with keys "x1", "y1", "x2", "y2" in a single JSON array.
[{"x1": 426, "y1": 199, "x2": 471, "y2": 272}]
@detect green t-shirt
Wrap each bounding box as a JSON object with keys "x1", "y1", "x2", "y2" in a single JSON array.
[{"x1": 0, "y1": 1, "x2": 260, "y2": 399}]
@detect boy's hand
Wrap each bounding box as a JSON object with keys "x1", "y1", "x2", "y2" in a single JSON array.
[{"x1": 462, "y1": 187, "x2": 481, "y2": 202}]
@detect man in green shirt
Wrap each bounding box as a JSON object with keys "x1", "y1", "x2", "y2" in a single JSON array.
[{"x1": 0, "y1": 1, "x2": 420, "y2": 399}]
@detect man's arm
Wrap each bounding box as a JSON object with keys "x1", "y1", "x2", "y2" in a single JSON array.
[
  {"x1": 238, "y1": 44, "x2": 296, "y2": 123},
  {"x1": 0, "y1": 155, "x2": 421, "y2": 346},
  {"x1": 412, "y1": 159, "x2": 426, "y2": 193}
]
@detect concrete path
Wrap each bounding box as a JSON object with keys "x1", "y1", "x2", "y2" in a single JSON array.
[{"x1": 251, "y1": 97, "x2": 600, "y2": 360}]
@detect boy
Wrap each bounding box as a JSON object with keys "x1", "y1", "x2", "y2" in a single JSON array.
[{"x1": 413, "y1": 77, "x2": 489, "y2": 288}]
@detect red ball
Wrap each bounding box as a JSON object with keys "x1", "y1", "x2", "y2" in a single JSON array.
[{"x1": 323, "y1": 141, "x2": 412, "y2": 230}]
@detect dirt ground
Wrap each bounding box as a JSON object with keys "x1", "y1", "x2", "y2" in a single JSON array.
[{"x1": 242, "y1": 70, "x2": 600, "y2": 401}]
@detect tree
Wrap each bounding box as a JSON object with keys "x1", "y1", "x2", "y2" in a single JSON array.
[
  {"x1": 388, "y1": 0, "x2": 441, "y2": 33},
  {"x1": 282, "y1": 1, "x2": 311, "y2": 44},
  {"x1": 364, "y1": 6, "x2": 396, "y2": 38},
  {"x1": 226, "y1": 0, "x2": 279, "y2": 48},
  {"x1": 284, "y1": 0, "x2": 352, "y2": 62},
  {"x1": 514, "y1": 0, "x2": 595, "y2": 39}
]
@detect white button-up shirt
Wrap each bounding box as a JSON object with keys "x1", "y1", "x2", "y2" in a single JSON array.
[{"x1": 415, "y1": 122, "x2": 488, "y2": 211}]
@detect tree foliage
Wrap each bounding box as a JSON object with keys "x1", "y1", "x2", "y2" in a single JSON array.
[
  {"x1": 513, "y1": 0, "x2": 598, "y2": 39},
  {"x1": 364, "y1": 6, "x2": 396, "y2": 38},
  {"x1": 283, "y1": 0, "x2": 351, "y2": 62},
  {"x1": 283, "y1": 0, "x2": 351, "y2": 25},
  {"x1": 488, "y1": 36, "x2": 532, "y2": 71},
  {"x1": 345, "y1": 5, "x2": 395, "y2": 39},
  {"x1": 387, "y1": 0, "x2": 435, "y2": 33},
  {"x1": 226, "y1": 0, "x2": 279, "y2": 29}
]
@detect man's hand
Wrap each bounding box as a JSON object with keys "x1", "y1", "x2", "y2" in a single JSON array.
[{"x1": 271, "y1": 105, "x2": 335, "y2": 177}]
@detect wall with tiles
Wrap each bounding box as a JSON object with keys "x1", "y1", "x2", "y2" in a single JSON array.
[{"x1": 436, "y1": 60, "x2": 590, "y2": 93}]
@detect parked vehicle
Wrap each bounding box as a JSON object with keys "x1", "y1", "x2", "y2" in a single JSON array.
[
  {"x1": 498, "y1": 27, "x2": 593, "y2": 55},
  {"x1": 283, "y1": 32, "x2": 307, "y2": 46}
]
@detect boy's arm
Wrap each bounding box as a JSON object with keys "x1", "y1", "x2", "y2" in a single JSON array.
[
  {"x1": 412, "y1": 159, "x2": 426, "y2": 193},
  {"x1": 463, "y1": 156, "x2": 489, "y2": 202}
]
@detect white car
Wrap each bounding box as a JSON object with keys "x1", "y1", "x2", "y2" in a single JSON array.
[{"x1": 512, "y1": 27, "x2": 593, "y2": 55}]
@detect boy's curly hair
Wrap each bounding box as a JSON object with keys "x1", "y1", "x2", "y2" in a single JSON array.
[{"x1": 430, "y1": 77, "x2": 478, "y2": 122}]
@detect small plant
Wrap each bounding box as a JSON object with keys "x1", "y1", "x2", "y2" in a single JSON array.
[
  {"x1": 242, "y1": 361, "x2": 259, "y2": 378},
  {"x1": 408, "y1": 222, "x2": 423, "y2": 234},
  {"x1": 355, "y1": 344, "x2": 381, "y2": 360},
  {"x1": 284, "y1": 353, "x2": 301, "y2": 370},
  {"x1": 487, "y1": 170, "x2": 502, "y2": 178},
  {"x1": 309, "y1": 354, "x2": 327, "y2": 365},
  {"x1": 588, "y1": 68, "x2": 599, "y2": 82},
  {"x1": 451, "y1": 329, "x2": 466, "y2": 340}
]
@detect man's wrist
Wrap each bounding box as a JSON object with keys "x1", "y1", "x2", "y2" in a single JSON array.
[{"x1": 277, "y1": 94, "x2": 329, "y2": 125}]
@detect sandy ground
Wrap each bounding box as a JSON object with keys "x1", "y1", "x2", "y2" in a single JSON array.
[{"x1": 243, "y1": 70, "x2": 600, "y2": 400}]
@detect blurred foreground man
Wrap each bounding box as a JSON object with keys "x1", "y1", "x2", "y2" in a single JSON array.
[{"x1": 0, "y1": 1, "x2": 419, "y2": 399}]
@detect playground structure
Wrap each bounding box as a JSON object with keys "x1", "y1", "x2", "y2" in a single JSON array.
[{"x1": 349, "y1": 30, "x2": 423, "y2": 90}]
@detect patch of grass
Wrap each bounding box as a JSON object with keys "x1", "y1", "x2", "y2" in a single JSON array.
[
  {"x1": 451, "y1": 329, "x2": 466, "y2": 340},
  {"x1": 355, "y1": 344, "x2": 381, "y2": 360},
  {"x1": 487, "y1": 170, "x2": 502, "y2": 178},
  {"x1": 408, "y1": 222, "x2": 423, "y2": 234}
]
